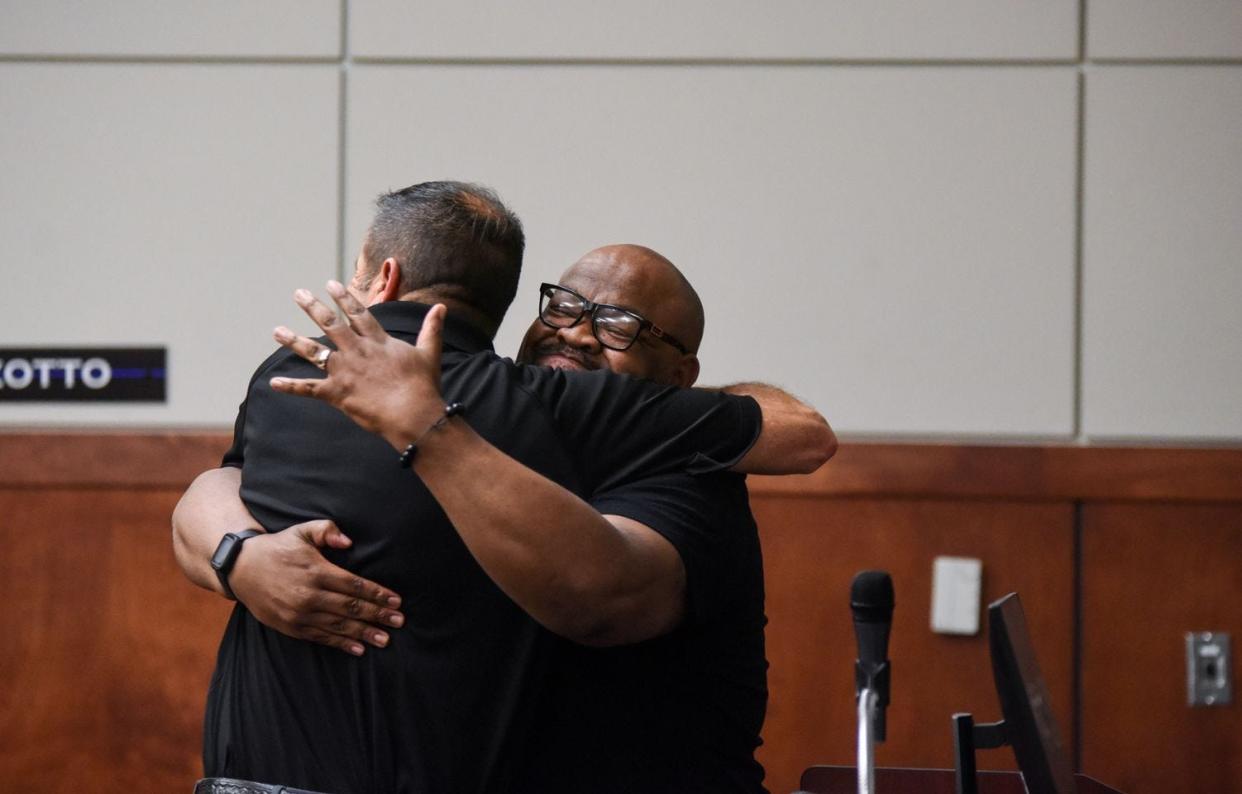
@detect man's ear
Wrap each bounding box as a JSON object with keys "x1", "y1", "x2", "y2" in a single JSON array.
[
  {"x1": 374, "y1": 258, "x2": 403, "y2": 303},
  {"x1": 673, "y1": 354, "x2": 700, "y2": 389}
]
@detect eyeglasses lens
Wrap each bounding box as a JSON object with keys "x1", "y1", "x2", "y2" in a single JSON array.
[
  {"x1": 541, "y1": 288, "x2": 584, "y2": 326},
  {"x1": 593, "y1": 310, "x2": 641, "y2": 350},
  {"x1": 539, "y1": 285, "x2": 643, "y2": 351}
]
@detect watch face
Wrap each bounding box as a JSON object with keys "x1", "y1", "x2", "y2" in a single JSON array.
[{"x1": 210, "y1": 533, "x2": 240, "y2": 572}]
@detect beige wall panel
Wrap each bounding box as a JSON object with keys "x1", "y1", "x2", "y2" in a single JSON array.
[
  {"x1": 0, "y1": 0, "x2": 341, "y2": 58},
  {"x1": 1082, "y1": 67, "x2": 1242, "y2": 440},
  {"x1": 0, "y1": 63, "x2": 339, "y2": 427},
  {"x1": 350, "y1": 0, "x2": 1078, "y2": 60},
  {"x1": 347, "y1": 65, "x2": 1078, "y2": 436},
  {"x1": 1088, "y1": 0, "x2": 1242, "y2": 60}
]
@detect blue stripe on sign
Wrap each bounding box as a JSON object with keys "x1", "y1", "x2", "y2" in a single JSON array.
[
  {"x1": 33, "y1": 368, "x2": 167, "y2": 380},
  {"x1": 12, "y1": 366, "x2": 166, "y2": 381}
]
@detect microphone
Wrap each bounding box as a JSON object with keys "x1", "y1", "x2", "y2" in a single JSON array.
[{"x1": 851, "y1": 570, "x2": 894, "y2": 742}]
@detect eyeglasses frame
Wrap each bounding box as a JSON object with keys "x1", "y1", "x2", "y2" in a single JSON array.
[{"x1": 537, "y1": 282, "x2": 689, "y2": 354}]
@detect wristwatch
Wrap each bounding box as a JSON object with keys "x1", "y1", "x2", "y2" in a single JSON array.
[{"x1": 210, "y1": 529, "x2": 264, "y2": 600}]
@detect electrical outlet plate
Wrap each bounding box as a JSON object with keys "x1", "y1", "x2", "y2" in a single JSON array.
[
  {"x1": 931, "y1": 556, "x2": 982, "y2": 635},
  {"x1": 1186, "y1": 632, "x2": 1232, "y2": 707}
]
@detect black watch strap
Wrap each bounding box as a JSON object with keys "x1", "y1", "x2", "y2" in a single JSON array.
[{"x1": 209, "y1": 529, "x2": 264, "y2": 600}]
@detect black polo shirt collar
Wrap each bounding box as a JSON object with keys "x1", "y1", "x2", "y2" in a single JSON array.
[{"x1": 368, "y1": 300, "x2": 494, "y2": 354}]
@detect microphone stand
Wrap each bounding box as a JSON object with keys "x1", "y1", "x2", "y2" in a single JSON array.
[
  {"x1": 850, "y1": 570, "x2": 893, "y2": 794},
  {"x1": 855, "y1": 659, "x2": 889, "y2": 794},
  {"x1": 856, "y1": 686, "x2": 879, "y2": 794}
]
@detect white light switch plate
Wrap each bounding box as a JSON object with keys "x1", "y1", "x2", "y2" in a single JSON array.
[{"x1": 931, "y1": 556, "x2": 982, "y2": 635}]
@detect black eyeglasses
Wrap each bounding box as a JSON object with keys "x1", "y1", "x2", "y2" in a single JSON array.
[{"x1": 538, "y1": 283, "x2": 689, "y2": 354}]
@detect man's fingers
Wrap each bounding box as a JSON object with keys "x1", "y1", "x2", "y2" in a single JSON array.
[
  {"x1": 273, "y1": 326, "x2": 335, "y2": 373},
  {"x1": 303, "y1": 612, "x2": 395, "y2": 649},
  {"x1": 270, "y1": 375, "x2": 327, "y2": 399},
  {"x1": 294, "y1": 288, "x2": 356, "y2": 350},
  {"x1": 321, "y1": 527, "x2": 353, "y2": 550},
  {"x1": 322, "y1": 590, "x2": 406, "y2": 629},
  {"x1": 326, "y1": 280, "x2": 385, "y2": 338},
  {"x1": 299, "y1": 626, "x2": 367, "y2": 657},
  {"x1": 288, "y1": 523, "x2": 402, "y2": 610},
  {"x1": 319, "y1": 567, "x2": 403, "y2": 611},
  {"x1": 293, "y1": 518, "x2": 353, "y2": 550},
  {"x1": 416, "y1": 303, "x2": 446, "y2": 374}
]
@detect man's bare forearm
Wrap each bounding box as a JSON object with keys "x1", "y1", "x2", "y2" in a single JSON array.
[
  {"x1": 404, "y1": 384, "x2": 824, "y2": 642},
  {"x1": 716, "y1": 382, "x2": 837, "y2": 474},
  {"x1": 171, "y1": 466, "x2": 259, "y2": 595},
  {"x1": 398, "y1": 418, "x2": 686, "y2": 647}
]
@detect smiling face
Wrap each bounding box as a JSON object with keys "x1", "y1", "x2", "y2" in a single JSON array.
[{"x1": 516, "y1": 245, "x2": 702, "y2": 388}]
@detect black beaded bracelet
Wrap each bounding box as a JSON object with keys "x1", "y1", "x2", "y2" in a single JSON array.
[{"x1": 398, "y1": 402, "x2": 466, "y2": 468}]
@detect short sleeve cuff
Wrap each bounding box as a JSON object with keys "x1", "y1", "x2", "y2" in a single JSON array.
[{"x1": 685, "y1": 394, "x2": 762, "y2": 475}]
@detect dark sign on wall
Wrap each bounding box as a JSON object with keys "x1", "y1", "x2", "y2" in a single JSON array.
[{"x1": 0, "y1": 348, "x2": 166, "y2": 402}]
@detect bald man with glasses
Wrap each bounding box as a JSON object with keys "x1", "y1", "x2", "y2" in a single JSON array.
[{"x1": 510, "y1": 244, "x2": 803, "y2": 792}]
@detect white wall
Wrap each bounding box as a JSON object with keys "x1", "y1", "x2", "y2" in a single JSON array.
[{"x1": 1, "y1": 0, "x2": 1238, "y2": 441}]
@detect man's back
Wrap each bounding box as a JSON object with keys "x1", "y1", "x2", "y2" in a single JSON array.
[{"x1": 207, "y1": 305, "x2": 576, "y2": 792}]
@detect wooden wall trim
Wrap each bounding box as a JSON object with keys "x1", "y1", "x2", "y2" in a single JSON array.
[
  {"x1": 750, "y1": 442, "x2": 1242, "y2": 503},
  {"x1": 1, "y1": 432, "x2": 1240, "y2": 501},
  {"x1": 0, "y1": 431, "x2": 231, "y2": 488}
]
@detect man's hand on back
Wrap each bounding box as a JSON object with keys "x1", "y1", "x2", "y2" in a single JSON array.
[{"x1": 230, "y1": 519, "x2": 405, "y2": 657}]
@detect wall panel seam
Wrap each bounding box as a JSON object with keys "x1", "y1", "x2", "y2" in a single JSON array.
[
  {"x1": 336, "y1": 0, "x2": 351, "y2": 281},
  {"x1": 348, "y1": 57, "x2": 1081, "y2": 68},
  {"x1": 1073, "y1": 68, "x2": 1086, "y2": 440},
  {"x1": 0, "y1": 55, "x2": 339, "y2": 65},
  {"x1": 1087, "y1": 58, "x2": 1242, "y2": 66}
]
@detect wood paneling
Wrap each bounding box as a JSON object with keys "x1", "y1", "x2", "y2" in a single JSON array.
[
  {"x1": 754, "y1": 496, "x2": 1075, "y2": 794},
  {"x1": 0, "y1": 487, "x2": 232, "y2": 793},
  {"x1": 0, "y1": 434, "x2": 1238, "y2": 794},
  {"x1": 3, "y1": 432, "x2": 1242, "y2": 500},
  {"x1": 1081, "y1": 503, "x2": 1242, "y2": 794}
]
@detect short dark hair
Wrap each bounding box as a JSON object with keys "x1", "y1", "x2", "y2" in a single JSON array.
[{"x1": 363, "y1": 181, "x2": 524, "y2": 333}]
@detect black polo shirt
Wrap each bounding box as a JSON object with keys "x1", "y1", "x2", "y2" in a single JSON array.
[
  {"x1": 516, "y1": 471, "x2": 769, "y2": 793},
  {"x1": 203, "y1": 301, "x2": 761, "y2": 794}
]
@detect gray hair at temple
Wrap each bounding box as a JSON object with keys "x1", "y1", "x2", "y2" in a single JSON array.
[{"x1": 362, "y1": 181, "x2": 525, "y2": 336}]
